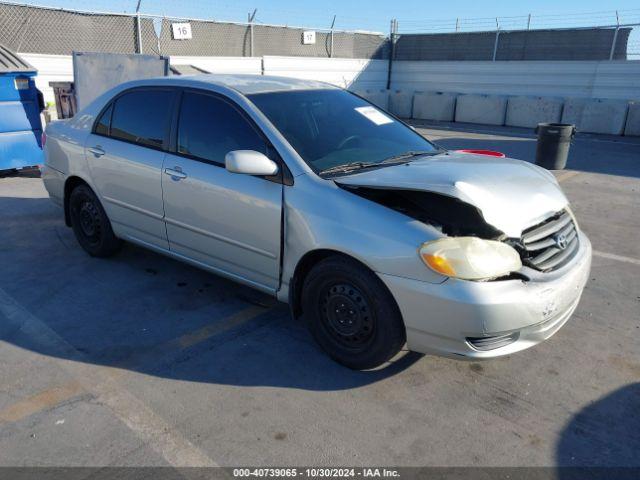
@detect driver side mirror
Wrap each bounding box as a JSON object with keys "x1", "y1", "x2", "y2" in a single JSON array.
[{"x1": 225, "y1": 150, "x2": 279, "y2": 176}]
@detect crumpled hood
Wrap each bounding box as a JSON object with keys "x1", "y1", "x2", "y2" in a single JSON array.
[{"x1": 334, "y1": 152, "x2": 568, "y2": 238}]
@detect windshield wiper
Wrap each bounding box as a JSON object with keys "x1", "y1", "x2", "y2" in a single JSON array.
[
  {"x1": 319, "y1": 150, "x2": 442, "y2": 176},
  {"x1": 381, "y1": 150, "x2": 440, "y2": 163},
  {"x1": 319, "y1": 161, "x2": 379, "y2": 176}
]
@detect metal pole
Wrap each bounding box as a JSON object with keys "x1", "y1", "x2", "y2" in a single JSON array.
[
  {"x1": 492, "y1": 18, "x2": 500, "y2": 61},
  {"x1": 455, "y1": 18, "x2": 459, "y2": 32},
  {"x1": 248, "y1": 9, "x2": 257, "y2": 57},
  {"x1": 135, "y1": 0, "x2": 142, "y2": 54},
  {"x1": 609, "y1": 11, "x2": 620, "y2": 60},
  {"x1": 330, "y1": 15, "x2": 336, "y2": 58},
  {"x1": 527, "y1": 14, "x2": 531, "y2": 30},
  {"x1": 386, "y1": 19, "x2": 397, "y2": 90}
]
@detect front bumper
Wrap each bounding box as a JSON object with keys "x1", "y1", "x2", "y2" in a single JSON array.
[{"x1": 379, "y1": 231, "x2": 592, "y2": 359}]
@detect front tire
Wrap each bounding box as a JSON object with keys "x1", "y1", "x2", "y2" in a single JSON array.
[
  {"x1": 68, "y1": 184, "x2": 121, "y2": 257},
  {"x1": 301, "y1": 255, "x2": 406, "y2": 370}
]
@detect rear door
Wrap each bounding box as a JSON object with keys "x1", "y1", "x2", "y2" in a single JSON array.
[
  {"x1": 85, "y1": 87, "x2": 176, "y2": 248},
  {"x1": 161, "y1": 90, "x2": 282, "y2": 292}
]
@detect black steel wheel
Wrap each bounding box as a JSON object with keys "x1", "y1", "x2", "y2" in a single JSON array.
[
  {"x1": 68, "y1": 184, "x2": 121, "y2": 257},
  {"x1": 302, "y1": 255, "x2": 406, "y2": 370},
  {"x1": 319, "y1": 283, "x2": 375, "y2": 350}
]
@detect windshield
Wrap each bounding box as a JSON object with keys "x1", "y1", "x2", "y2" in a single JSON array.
[{"x1": 248, "y1": 89, "x2": 439, "y2": 174}]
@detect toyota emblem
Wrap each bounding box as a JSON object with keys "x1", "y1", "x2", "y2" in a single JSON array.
[{"x1": 554, "y1": 233, "x2": 568, "y2": 250}]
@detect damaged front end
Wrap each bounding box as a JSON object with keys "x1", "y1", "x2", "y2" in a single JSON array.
[
  {"x1": 332, "y1": 152, "x2": 575, "y2": 280},
  {"x1": 340, "y1": 183, "x2": 580, "y2": 280},
  {"x1": 339, "y1": 186, "x2": 504, "y2": 240},
  {"x1": 341, "y1": 185, "x2": 530, "y2": 281}
]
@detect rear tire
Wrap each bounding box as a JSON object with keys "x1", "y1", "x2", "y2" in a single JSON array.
[
  {"x1": 301, "y1": 255, "x2": 406, "y2": 370},
  {"x1": 68, "y1": 184, "x2": 121, "y2": 257}
]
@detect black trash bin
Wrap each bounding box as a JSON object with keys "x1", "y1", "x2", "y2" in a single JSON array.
[{"x1": 534, "y1": 123, "x2": 576, "y2": 170}]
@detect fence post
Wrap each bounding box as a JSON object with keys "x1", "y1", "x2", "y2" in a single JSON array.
[
  {"x1": 386, "y1": 19, "x2": 397, "y2": 90},
  {"x1": 609, "y1": 10, "x2": 620, "y2": 60},
  {"x1": 156, "y1": 18, "x2": 162, "y2": 55},
  {"x1": 492, "y1": 18, "x2": 500, "y2": 61},
  {"x1": 248, "y1": 9, "x2": 257, "y2": 57},
  {"x1": 136, "y1": 13, "x2": 142, "y2": 53},
  {"x1": 329, "y1": 15, "x2": 336, "y2": 58},
  {"x1": 135, "y1": 0, "x2": 142, "y2": 53}
]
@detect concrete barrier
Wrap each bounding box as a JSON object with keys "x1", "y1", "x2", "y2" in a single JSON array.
[
  {"x1": 505, "y1": 96, "x2": 563, "y2": 128},
  {"x1": 623, "y1": 101, "x2": 640, "y2": 137},
  {"x1": 360, "y1": 89, "x2": 389, "y2": 110},
  {"x1": 388, "y1": 90, "x2": 414, "y2": 118},
  {"x1": 413, "y1": 92, "x2": 457, "y2": 121},
  {"x1": 562, "y1": 98, "x2": 629, "y2": 135},
  {"x1": 455, "y1": 94, "x2": 507, "y2": 126}
]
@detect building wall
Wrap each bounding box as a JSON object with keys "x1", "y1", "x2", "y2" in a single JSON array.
[
  {"x1": 390, "y1": 60, "x2": 640, "y2": 100},
  {"x1": 20, "y1": 54, "x2": 389, "y2": 104},
  {"x1": 261, "y1": 56, "x2": 388, "y2": 90},
  {"x1": 20, "y1": 53, "x2": 640, "y2": 107},
  {"x1": 20, "y1": 54, "x2": 73, "y2": 104}
]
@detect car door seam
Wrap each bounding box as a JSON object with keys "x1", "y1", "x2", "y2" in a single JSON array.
[
  {"x1": 164, "y1": 216, "x2": 277, "y2": 259},
  {"x1": 102, "y1": 195, "x2": 164, "y2": 221}
]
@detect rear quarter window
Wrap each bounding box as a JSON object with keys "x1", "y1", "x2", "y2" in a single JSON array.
[
  {"x1": 94, "y1": 103, "x2": 112, "y2": 136},
  {"x1": 109, "y1": 89, "x2": 174, "y2": 149}
]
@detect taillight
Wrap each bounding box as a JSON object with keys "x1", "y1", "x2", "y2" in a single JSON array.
[{"x1": 41, "y1": 131, "x2": 47, "y2": 148}]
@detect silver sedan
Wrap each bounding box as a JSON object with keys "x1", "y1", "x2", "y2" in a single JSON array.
[{"x1": 42, "y1": 75, "x2": 591, "y2": 369}]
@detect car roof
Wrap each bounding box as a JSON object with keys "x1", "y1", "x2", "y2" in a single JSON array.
[{"x1": 137, "y1": 73, "x2": 340, "y2": 95}]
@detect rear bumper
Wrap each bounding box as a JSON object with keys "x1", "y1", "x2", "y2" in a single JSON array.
[
  {"x1": 380, "y1": 231, "x2": 592, "y2": 359},
  {"x1": 41, "y1": 163, "x2": 65, "y2": 207}
]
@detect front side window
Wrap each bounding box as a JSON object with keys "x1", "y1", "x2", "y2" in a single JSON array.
[
  {"x1": 177, "y1": 91, "x2": 266, "y2": 164},
  {"x1": 248, "y1": 89, "x2": 439, "y2": 174},
  {"x1": 109, "y1": 89, "x2": 174, "y2": 149}
]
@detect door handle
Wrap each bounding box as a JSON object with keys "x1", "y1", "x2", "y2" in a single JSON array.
[
  {"x1": 88, "y1": 146, "x2": 105, "y2": 157},
  {"x1": 164, "y1": 167, "x2": 187, "y2": 180}
]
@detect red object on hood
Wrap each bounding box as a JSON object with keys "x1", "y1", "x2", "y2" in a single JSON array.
[{"x1": 456, "y1": 149, "x2": 506, "y2": 158}]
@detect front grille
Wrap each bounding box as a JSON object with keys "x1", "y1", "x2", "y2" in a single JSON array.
[{"x1": 519, "y1": 209, "x2": 579, "y2": 272}]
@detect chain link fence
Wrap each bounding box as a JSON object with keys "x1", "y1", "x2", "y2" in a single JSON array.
[
  {"x1": 393, "y1": 26, "x2": 635, "y2": 61},
  {"x1": 0, "y1": 1, "x2": 636, "y2": 61},
  {"x1": 0, "y1": 2, "x2": 148, "y2": 54},
  {"x1": 393, "y1": 9, "x2": 640, "y2": 60},
  {"x1": 0, "y1": 1, "x2": 388, "y2": 58}
]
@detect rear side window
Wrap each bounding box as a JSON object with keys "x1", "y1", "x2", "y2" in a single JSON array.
[
  {"x1": 109, "y1": 89, "x2": 174, "y2": 149},
  {"x1": 177, "y1": 91, "x2": 265, "y2": 164},
  {"x1": 94, "y1": 103, "x2": 112, "y2": 136}
]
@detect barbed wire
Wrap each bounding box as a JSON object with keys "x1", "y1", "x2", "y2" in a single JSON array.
[
  {"x1": 397, "y1": 8, "x2": 640, "y2": 33},
  {"x1": 6, "y1": 0, "x2": 640, "y2": 35},
  {"x1": 1, "y1": 0, "x2": 637, "y2": 60}
]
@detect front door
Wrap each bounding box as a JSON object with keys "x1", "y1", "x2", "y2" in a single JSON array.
[{"x1": 161, "y1": 90, "x2": 282, "y2": 292}]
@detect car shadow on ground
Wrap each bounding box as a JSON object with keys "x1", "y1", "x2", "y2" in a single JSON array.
[
  {"x1": 556, "y1": 383, "x2": 640, "y2": 473},
  {"x1": 0, "y1": 194, "x2": 422, "y2": 392}
]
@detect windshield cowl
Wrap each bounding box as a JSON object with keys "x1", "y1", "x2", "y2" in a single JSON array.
[
  {"x1": 319, "y1": 160, "x2": 403, "y2": 177},
  {"x1": 319, "y1": 151, "x2": 444, "y2": 178}
]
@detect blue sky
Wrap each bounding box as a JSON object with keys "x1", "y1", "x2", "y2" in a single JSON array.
[{"x1": 18, "y1": 0, "x2": 640, "y2": 33}]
